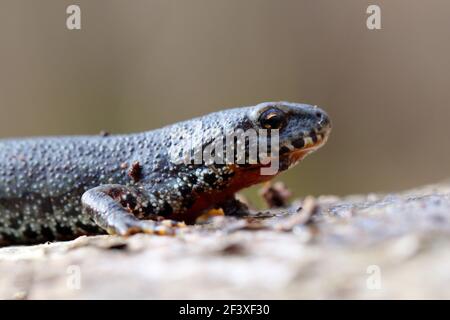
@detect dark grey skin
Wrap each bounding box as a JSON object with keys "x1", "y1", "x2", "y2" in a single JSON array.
[{"x1": 0, "y1": 102, "x2": 331, "y2": 245}]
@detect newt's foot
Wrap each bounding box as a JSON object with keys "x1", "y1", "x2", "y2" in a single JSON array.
[
  {"x1": 108, "y1": 218, "x2": 186, "y2": 236},
  {"x1": 82, "y1": 184, "x2": 186, "y2": 237}
]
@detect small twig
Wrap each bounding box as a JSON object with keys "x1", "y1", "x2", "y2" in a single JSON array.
[{"x1": 274, "y1": 196, "x2": 319, "y2": 231}]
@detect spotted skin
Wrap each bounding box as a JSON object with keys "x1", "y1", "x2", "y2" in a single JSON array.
[{"x1": 0, "y1": 102, "x2": 331, "y2": 245}]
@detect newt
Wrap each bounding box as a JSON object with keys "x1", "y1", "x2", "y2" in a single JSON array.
[{"x1": 0, "y1": 102, "x2": 331, "y2": 245}]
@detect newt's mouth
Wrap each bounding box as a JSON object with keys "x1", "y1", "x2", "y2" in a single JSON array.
[
  {"x1": 280, "y1": 130, "x2": 328, "y2": 155},
  {"x1": 278, "y1": 129, "x2": 330, "y2": 169},
  {"x1": 235, "y1": 128, "x2": 330, "y2": 174}
]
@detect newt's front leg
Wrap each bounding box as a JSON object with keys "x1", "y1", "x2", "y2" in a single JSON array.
[{"x1": 81, "y1": 184, "x2": 184, "y2": 236}]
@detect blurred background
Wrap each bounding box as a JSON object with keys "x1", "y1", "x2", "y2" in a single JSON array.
[{"x1": 0, "y1": 0, "x2": 449, "y2": 201}]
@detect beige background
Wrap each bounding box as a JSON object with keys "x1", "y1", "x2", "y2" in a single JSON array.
[{"x1": 0, "y1": 0, "x2": 448, "y2": 200}]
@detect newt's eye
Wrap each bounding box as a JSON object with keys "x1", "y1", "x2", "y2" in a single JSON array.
[{"x1": 259, "y1": 108, "x2": 286, "y2": 130}]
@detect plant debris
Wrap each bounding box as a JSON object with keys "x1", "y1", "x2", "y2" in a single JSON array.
[{"x1": 259, "y1": 182, "x2": 292, "y2": 208}]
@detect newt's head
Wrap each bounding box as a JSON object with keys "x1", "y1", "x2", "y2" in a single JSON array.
[
  {"x1": 247, "y1": 101, "x2": 331, "y2": 172},
  {"x1": 167, "y1": 101, "x2": 331, "y2": 179}
]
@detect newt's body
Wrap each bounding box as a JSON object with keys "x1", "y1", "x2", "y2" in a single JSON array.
[{"x1": 0, "y1": 102, "x2": 331, "y2": 245}]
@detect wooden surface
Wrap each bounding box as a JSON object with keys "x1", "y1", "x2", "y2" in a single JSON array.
[{"x1": 1, "y1": 183, "x2": 450, "y2": 299}]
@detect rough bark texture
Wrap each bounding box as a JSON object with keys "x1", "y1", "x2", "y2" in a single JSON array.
[{"x1": 1, "y1": 183, "x2": 450, "y2": 299}]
